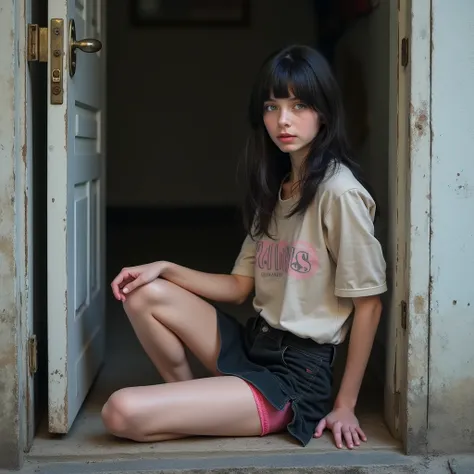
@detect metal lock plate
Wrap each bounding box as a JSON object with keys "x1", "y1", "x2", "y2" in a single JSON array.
[{"x1": 50, "y1": 19, "x2": 64, "y2": 105}]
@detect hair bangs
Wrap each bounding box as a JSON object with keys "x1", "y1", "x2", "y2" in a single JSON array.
[{"x1": 261, "y1": 56, "x2": 319, "y2": 110}]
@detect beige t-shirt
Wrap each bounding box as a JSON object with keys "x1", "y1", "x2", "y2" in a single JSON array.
[{"x1": 232, "y1": 164, "x2": 387, "y2": 345}]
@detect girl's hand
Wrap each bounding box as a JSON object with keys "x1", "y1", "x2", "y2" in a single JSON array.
[
  {"x1": 313, "y1": 407, "x2": 367, "y2": 449},
  {"x1": 111, "y1": 261, "x2": 165, "y2": 302}
]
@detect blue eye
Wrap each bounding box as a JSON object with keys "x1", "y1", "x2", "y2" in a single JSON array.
[
  {"x1": 294, "y1": 103, "x2": 307, "y2": 110},
  {"x1": 264, "y1": 104, "x2": 277, "y2": 112}
]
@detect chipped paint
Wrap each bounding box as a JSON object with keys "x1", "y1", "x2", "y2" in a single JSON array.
[
  {"x1": 404, "y1": 0, "x2": 432, "y2": 456},
  {"x1": 0, "y1": 0, "x2": 25, "y2": 469},
  {"x1": 413, "y1": 295, "x2": 425, "y2": 314},
  {"x1": 0, "y1": 0, "x2": 35, "y2": 466},
  {"x1": 429, "y1": 377, "x2": 474, "y2": 453},
  {"x1": 428, "y1": 0, "x2": 474, "y2": 454},
  {"x1": 410, "y1": 102, "x2": 429, "y2": 143}
]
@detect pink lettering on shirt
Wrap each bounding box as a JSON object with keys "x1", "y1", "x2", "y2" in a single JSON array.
[{"x1": 256, "y1": 240, "x2": 318, "y2": 280}]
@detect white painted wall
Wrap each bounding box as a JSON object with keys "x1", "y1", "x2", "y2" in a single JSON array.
[
  {"x1": 428, "y1": 0, "x2": 474, "y2": 454},
  {"x1": 0, "y1": 5, "x2": 20, "y2": 464},
  {"x1": 106, "y1": 0, "x2": 317, "y2": 208},
  {"x1": 0, "y1": 0, "x2": 30, "y2": 469}
]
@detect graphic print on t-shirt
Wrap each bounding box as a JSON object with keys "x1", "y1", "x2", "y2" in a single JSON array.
[{"x1": 256, "y1": 240, "x2": 318, "y2": 280}]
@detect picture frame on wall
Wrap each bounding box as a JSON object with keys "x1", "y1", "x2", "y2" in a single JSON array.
[{"x1": 130, "y1": 0, "x2": 251, "y2": 28}]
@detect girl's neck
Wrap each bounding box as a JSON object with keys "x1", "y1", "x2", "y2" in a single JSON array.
[
  {"x1": 282, "y1": 153, "x2": 306, "y2": 201},
  {"x1": 288, "y1": 149, "x2": 307, "y2": 185}
]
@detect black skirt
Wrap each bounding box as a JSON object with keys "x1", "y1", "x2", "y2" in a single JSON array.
[{"x1": 215, "y1": 308, "x2": 336, "y2": 446}]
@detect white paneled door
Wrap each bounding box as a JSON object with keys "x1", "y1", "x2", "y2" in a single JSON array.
[{"x1": 47, "y1": 0, "x2": 106, "y2": 433}]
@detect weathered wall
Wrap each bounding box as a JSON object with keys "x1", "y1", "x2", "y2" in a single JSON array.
[
  {"x1": 428, "y1": 0, "x2": 474, "y2": 454},
  {"x1": 0, "y1": 0, "x2": 23, "y2": 469},
  {"x1": 405, "y1": 0, "x2": 432, "y2": 455}
]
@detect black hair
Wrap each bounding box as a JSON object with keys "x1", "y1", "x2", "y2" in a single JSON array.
[{"x1": 241, "y1": 44, "x2": 374, "y2": 239}]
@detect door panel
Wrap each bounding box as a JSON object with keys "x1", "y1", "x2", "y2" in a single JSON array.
[{"x1": 47, "y1": 0, "x2": 105, "y2": 433}]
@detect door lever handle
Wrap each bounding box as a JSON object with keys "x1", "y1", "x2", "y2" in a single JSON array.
[
  {"x1": 69, "y1": 19, "x2": 102, "y2": 77},
  {"x1": 72, "y1": 38, "x2": 102, "y2": 54}
]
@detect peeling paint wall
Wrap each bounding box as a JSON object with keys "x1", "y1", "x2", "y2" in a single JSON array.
[
  {"x1": 0, "y1": 0, "x2": 21, "y2": 470},
  {"x1": 428, "y1": 0, "x2": 474, "y2": 454},
  {"x1": 0, "y1": 0, "x2": 27, "y2": 470}
]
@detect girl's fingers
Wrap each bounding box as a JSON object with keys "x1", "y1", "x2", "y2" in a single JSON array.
[{"x1": 111, "y1": 270, "x2": 132, "y2": 299}]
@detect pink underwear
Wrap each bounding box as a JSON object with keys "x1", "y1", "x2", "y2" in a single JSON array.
[{"x1": 247, "y1": 382, "x2": 293, "y2": 436}]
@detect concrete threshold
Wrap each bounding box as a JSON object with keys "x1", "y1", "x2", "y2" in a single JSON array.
[
  {"x1": 15, "y1": 452, "x2": 474, "y2": 474},
  {"x1": 19, "y1": 449, "x2": 424, "y2": 474}
]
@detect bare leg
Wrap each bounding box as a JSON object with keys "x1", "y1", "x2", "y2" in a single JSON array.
[
  {"x1": 126, "y1": 310, "x2": 194, "y2": 382},
  {"x1": 102, "y1": 279, "x2": 256, "y2": 441},
  {"x1": 121, "y1": 278, "x2": 221, "y2": 382},
  {"x1": 101, "y1": 376, "x2": 261, "y2": 441}
]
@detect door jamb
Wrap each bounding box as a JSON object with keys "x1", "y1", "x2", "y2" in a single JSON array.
[{"x1": 403, "y1": 0, "x2": 432, "y2": 456}]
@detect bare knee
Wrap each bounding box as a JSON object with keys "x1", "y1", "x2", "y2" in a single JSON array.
[
  {"x1": 101, "y1": 390, "x2": 146, "y2": 441},
  {"x1": 123, "y1": 279, "x2": 175, "y2": 318}
]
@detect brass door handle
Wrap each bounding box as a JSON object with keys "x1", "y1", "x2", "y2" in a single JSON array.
[
  {"x1": 69, "y1": 19, "x2": 102, "y2": 77},
  {"x1": 72, "y1": 38, "x2": 102, "y2": 53}
]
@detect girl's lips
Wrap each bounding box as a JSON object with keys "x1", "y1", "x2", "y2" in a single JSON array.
[{"x1": 278, "y1": 135, "x2": 296, "y2": 143}]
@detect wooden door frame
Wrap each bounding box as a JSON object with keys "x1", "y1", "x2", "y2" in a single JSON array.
[
  {"x1": 401, "y1": 0, "x2": 432, "y2": 456},
  {"x1": 385, "y1": 0, "x2": 432, "y2": 456}
]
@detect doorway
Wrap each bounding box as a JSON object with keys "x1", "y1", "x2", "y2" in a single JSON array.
[{"x1": 29, "y1": 0, "x2": 402, "y2": 461}]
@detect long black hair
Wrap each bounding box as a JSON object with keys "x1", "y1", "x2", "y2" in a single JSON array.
[{"x1": 241, "y1": 44, "x2": 373, "y2": 239}]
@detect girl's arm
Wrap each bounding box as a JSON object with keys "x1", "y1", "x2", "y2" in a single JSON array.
[
  {"x1": 160, "y1": 261, "x2": 254, "y2": 305},
  {"x1": 314, "y1": 295, "x2": 382, "y2": 449},
  {"x1": 333, "y1": 295, "x2": 382, "y2": 410},
  {"x1": 115, "y1": 234, "x2": 256, "y2": 304},
  {"x1": 317, "y1": 188, "x2": 386, "y2": 448}
]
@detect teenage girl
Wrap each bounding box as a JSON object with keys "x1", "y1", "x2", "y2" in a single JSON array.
[{"x1": 105, "y1": 44, "x2": 387, "y2": 450}]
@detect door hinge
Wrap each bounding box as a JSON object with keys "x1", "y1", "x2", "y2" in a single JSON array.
[
  {"x1": 27, "y1": 24, "x2": 48, "y2": 62},
  {"x1": 400, "y1": 300, "x2": 407, "y2": 330},
  {"x1": 28, "y1": 335, "x2": 38, "y2": 375},
  {"x1": 394, "y1": 390, "x2": 401, "y2": 419},
  {"x1": 401, "y1": 37, "x2": 409, "y2": 67}
]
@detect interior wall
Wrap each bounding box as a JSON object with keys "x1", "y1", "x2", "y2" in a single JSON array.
[
  {"x1": 332, "y1": 0, "x2": 391, "y2": 377},
  {"x1": 106, "y1": 0, "x2": 317, "y2": 208}
]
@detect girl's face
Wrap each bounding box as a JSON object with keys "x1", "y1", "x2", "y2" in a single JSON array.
[{"x1": 263, "y1": 93, "x2": 321, "y2": 160}]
